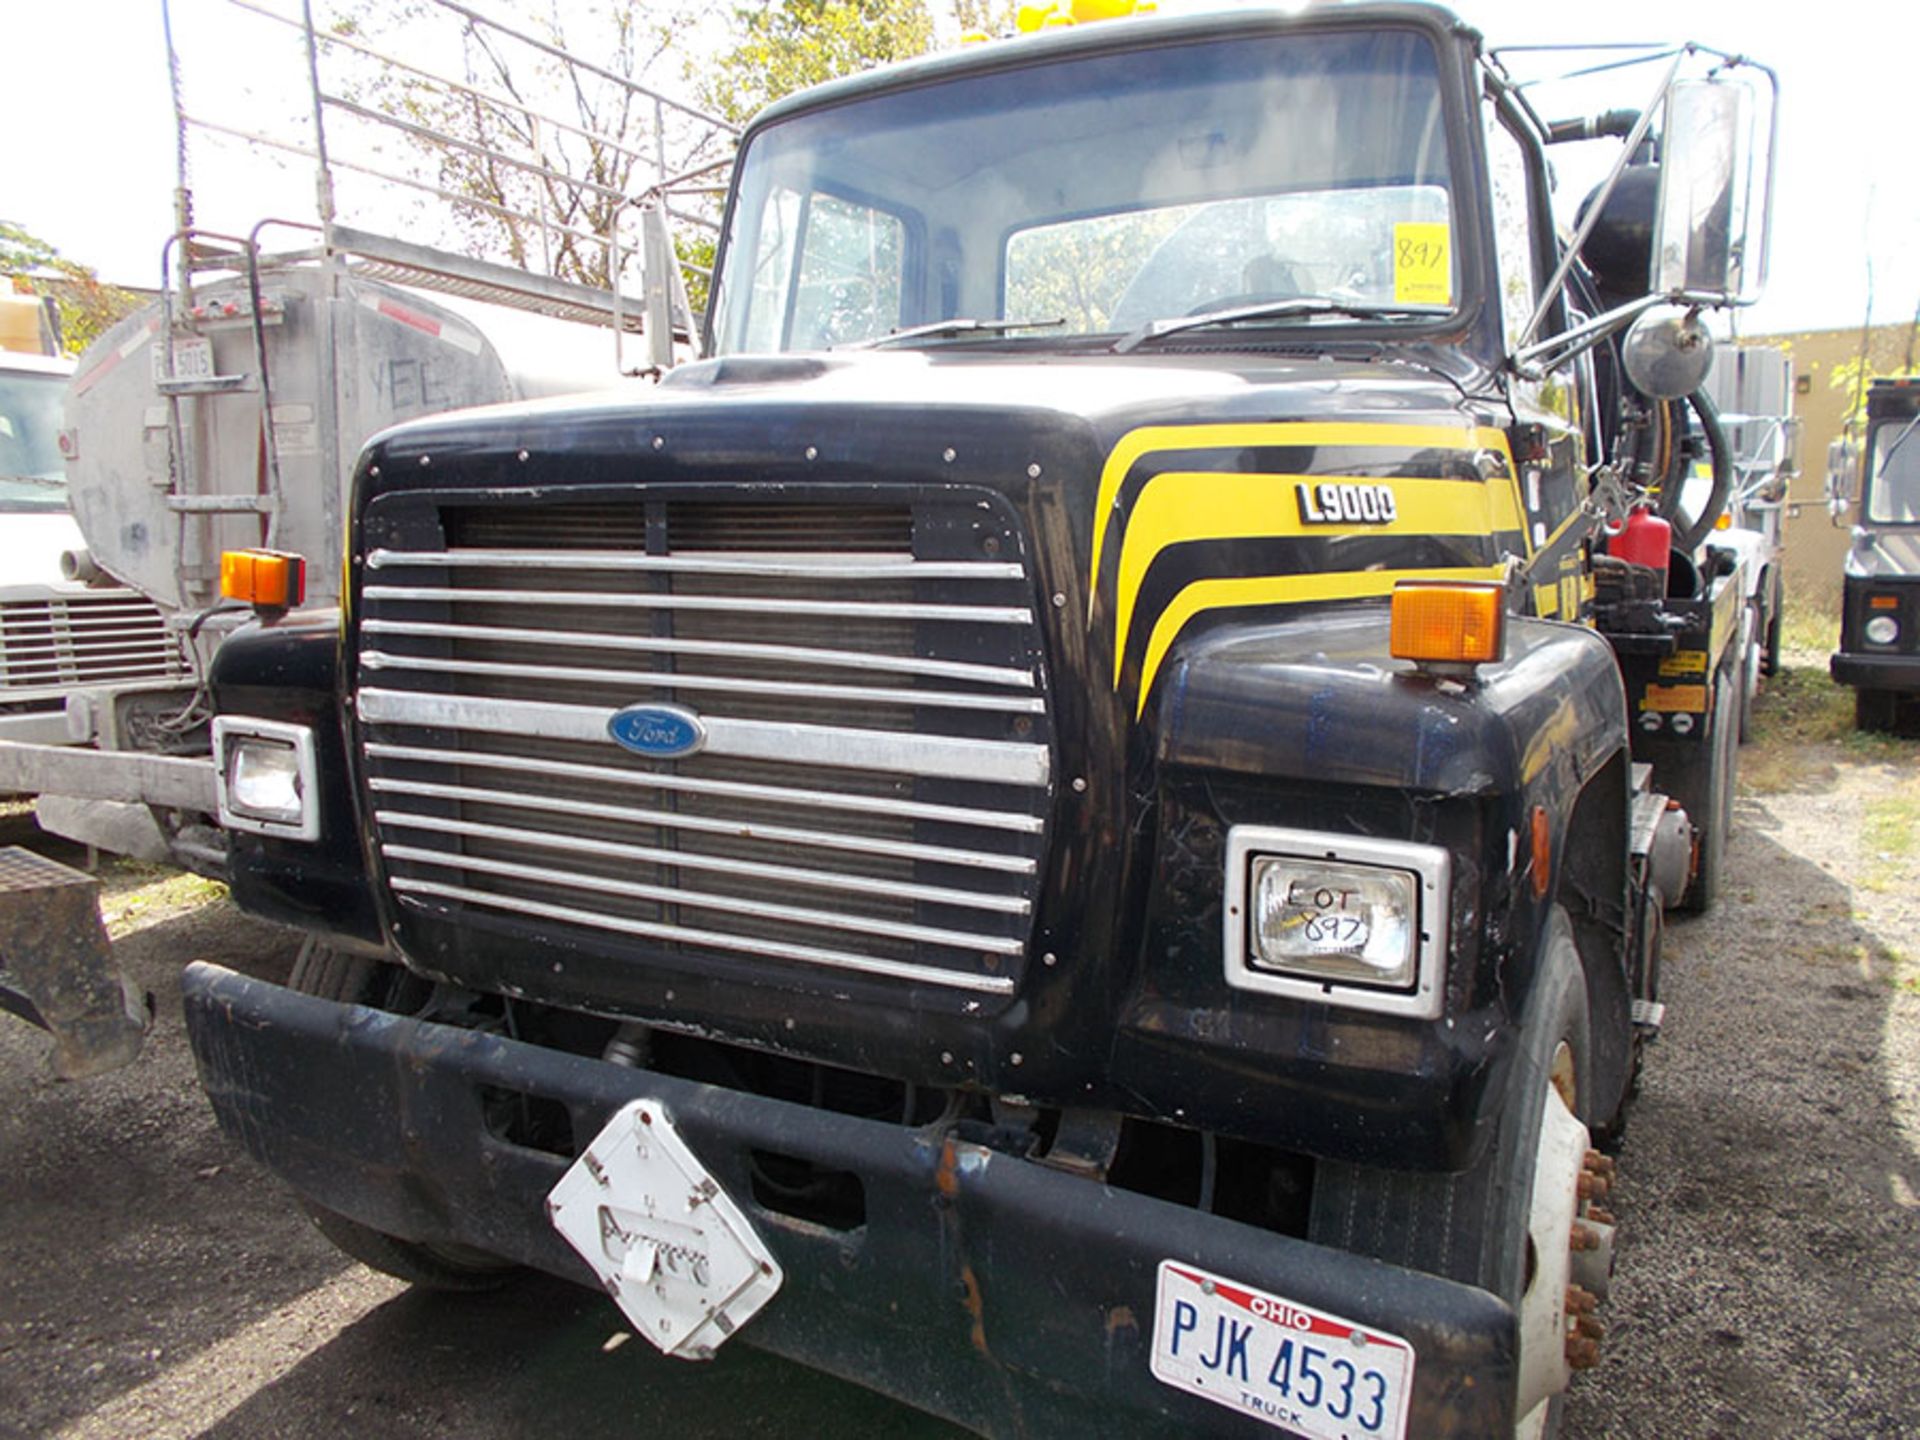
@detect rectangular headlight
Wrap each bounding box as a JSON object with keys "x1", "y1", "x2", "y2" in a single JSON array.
[
  {"x1": 212, "y1": 717, "x2": 320, "y2": 841},
  {"x1": 1224, "y1": 826, "x2": 1449, "y2": 1020}
]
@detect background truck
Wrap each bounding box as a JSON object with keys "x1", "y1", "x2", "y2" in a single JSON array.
[
  {"x1": 0, "y1": 0, "x2": 732, "y2": 871},
  {"x1": 1698, "y1": 342, "x2": 1798, "y2": 735},
  {"x1": 1829, "y1": 377, "x2": 1920, "y2": 731},
  {"x1": 0, "y1": 302, "x2": 184, "y2": 756},
  {"x1": 180, "y1": 5, "x2": 1775, "y2": 1436}
]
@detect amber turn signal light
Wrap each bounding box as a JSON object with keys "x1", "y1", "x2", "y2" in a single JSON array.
[
  {"x1": 1390, "y1": 580, "x2": 1505, "y2": 666},
  {"x1": 221, "y1": 549, "x2": 307, "y2": 610}
]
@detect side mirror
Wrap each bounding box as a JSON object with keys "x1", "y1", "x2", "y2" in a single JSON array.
[
  {"x1": 1622, "y1": 307, "x2": 1713, "y2": 401},
  {"x1": 1825, "y1": 436, "x2": 1858, "y2": 523},
  {"x1": 1652, "y1": 76, "x2": 1773, "y2": 303}
]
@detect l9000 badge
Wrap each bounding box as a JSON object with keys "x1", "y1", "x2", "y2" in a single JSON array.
[
  {"x1": 1296, "y1": 481, "x2": 1398, "y2": 525},
  {"x1": 608, "y1": 704, "x2": 707, "y2": 758}
]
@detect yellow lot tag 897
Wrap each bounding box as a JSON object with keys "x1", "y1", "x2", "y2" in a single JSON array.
[{"x1": 1393, "y1": 223, "x2": 1451, "y2": 306}]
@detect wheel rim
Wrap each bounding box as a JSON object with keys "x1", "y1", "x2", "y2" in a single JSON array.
[{"x1": 1514, "y1": 1042, "x2": 1610, "y2": 1436}]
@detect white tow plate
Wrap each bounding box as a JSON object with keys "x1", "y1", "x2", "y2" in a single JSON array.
[
  {"x1": 1150, "y1": 1260, "x2": 1415, "y2": 1439},
  {"x1": 547, "y1": 1098, "x2": 783, "y2": 1360}
]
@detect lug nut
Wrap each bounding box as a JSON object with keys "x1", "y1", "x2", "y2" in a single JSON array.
[
  {"x1": 1588, "y1": 1206, "x2": 1617, "y2": 1226},
  {"x1": 1570, "y1": 1222, "x2": 1602, "y2": 1252},
  {"x1": 1574, "y1": 1314, "x2": 1606, "y2": 1341},
  {"x1": 1566, "y1": 1335, "x2": 1601, "y2": 1370},
  {"x1": 1565, "y1": 1285, "x2": 1599, "y2": 1316},
  {"x1": 1578, "y1": 1172, "x2": 1613, "y2": 1200},
  {"x1": 1584, "y1": 1150, "x2": 1616, "y2": 1178}
]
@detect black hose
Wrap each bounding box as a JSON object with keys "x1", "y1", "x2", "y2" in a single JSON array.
[{"x1": 1658, "y1": 388, "x2": 1734, "y2": 551}]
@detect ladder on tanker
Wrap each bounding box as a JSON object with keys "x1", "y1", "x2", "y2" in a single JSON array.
[{"x1": 152, "y1": 0, "x2": 736, "y2": 600}]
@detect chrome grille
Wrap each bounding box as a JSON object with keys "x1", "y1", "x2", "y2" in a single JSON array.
[
  {"x1": 0, "y1": 589, "x2": 186, "y2": 700},
  {"x1": 357, "y1": 497, "x2": 1051, "y2": 998}
]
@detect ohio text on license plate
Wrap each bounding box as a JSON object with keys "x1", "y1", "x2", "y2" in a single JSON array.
[{"x1": 1150, "y1": 1261, "x2": 1414, "y2": 1438}]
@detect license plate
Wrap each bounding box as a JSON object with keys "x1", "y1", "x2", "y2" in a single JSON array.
[
  {"x1": 548, "y1": 1098, "x2": 784, "y2": 1360},
  {"x1": 1150, "y1": 1260, "x2": 1415, "y2": 1439},
  {"x1": 156, "y1": 335, "x2": 215, "y2": 381}
]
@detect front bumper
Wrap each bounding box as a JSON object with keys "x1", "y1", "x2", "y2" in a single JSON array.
[
  {"x1": 1830, "y1": 652, "x2": 1920, "y2": 692},
  {"x1": 182, "y1": 962, "x2": 1516, "y2": 1438}
]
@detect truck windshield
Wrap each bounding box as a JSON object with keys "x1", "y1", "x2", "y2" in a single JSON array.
[
  {"x1": 1866, "y1": 417, "x2": 1920, "y2": 525},
  {"x1": 0, "y1": 368, "x2": 69, "y2": 512},
  {"x1": 711, "y1": 27, "x2": 1459, "y2": 354}
]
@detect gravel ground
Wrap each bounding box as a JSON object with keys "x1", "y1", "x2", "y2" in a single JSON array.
[
  {"x1": 1, "y1": 658, "x2": 1915, "y2": 1439},
  {"x1": 1562, "y1": 662, "x2": 1920, "y2": 1439}
]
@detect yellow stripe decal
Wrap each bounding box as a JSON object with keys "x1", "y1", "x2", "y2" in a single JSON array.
[
  {"x1": 1136, "y1": 564, "x2": 1507, "y2": 717},
  {"x1": 1113, "y1": 471, "x2": 1508, "y2": 686},
  {"x1": 1090, "y1": 422, "x2": 1510, "y2": 618}
]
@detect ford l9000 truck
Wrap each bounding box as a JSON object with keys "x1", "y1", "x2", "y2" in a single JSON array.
[{"x1": 181, "y1": 6, "x2": 1775, "y2": 1435}]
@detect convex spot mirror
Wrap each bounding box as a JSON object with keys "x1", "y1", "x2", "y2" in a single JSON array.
[
  {"x1": 1622, "y1": 307, "x2": 1713, "y2": 401},
  {"x1": 1652, "y1": 76, "x2": 1773, "y2": 304}
]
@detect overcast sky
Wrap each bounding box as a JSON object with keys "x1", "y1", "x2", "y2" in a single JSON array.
[{"x1": 5, "y1": 0, "x2": 1913, "y2": 340}]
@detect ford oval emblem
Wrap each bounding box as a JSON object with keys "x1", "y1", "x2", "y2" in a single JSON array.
[{"x1": 607, "y1": 703, "x2": 707, "y2": 759}]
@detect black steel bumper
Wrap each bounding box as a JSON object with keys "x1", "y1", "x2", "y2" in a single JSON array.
[
  {"x1": 1831, "y1": 652, "x2": 1920, "y2": 691},
  {"x1": 182, "y1": 962, "x2": 1516, "y2": 1439}
]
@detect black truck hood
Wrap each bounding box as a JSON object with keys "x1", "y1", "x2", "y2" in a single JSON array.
[{"x1": 366, "y1": 346, "x2": 1497, "y2": 471}]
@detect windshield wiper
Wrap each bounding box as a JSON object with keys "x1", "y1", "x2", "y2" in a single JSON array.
[
  {"x1": 1876, "y1": 413, "x2": 1920, "y2": 472},
  {"x1": 0, "y1": 474, "x2": 66, "y2": 489},
  {"x1": 838, "y1": 317, "x2": 1066, "y2": 351},
  {"x1": 1113, "y1": 297, "x2": 1451, "y2": 354}
]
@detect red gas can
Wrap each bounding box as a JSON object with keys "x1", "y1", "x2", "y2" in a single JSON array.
[{"x1": 1608, "y1": 506, "x2": 1672, "y2": 581}]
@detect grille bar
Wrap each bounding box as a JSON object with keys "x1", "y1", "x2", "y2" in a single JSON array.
[
  {"x1": 365, "y1": 742, "x2": 1044, "y2": 834},
  {"x1": 370, "y1": 776, "x2": 1036, "y2": 874},
  {"x1": 1, "y1": 639, "x2": 182, "y2": 661},
  {"x1": 361, "y1": 618, "x2": 1036, "y2": 688},
  {"x1": 392, "y1": 877, "x2": 1018, "y2": 996},
  {"x1": 377, "y1": 811, "x2": 1030, "y2": 913},
  {"x1": 0, "y1": 619, "x2": 180, "y2": 638},
  {"x1": 362, "y1": 584, "x2": 1034, "y2": 626},
  {"x1": 384, "y1": 844, "x2": 1024, "y2": 954},
  {"x1": 358, "y1": 688, "x2": 1052, "y2": 788},
  {"x1": 368, "y1": 546, "x2": 1027, "y2": 582},
  {"x1": 361, "y1": 650, "x2": 1048, "y2": 715}
]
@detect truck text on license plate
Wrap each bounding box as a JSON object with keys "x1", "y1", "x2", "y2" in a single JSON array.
[{"x1": 1150, "y1": 1260, "x2": 1415, "y2": 1439}]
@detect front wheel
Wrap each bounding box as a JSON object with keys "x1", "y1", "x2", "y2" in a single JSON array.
[
  {"x1": 286, "y1": 942, "x2": 517, "y2": 1292},
  {"x1": 1309, "y1": 910, "x2": 1609, "y2": 1437},
  {"x1": 1856, "y1": 688, "x2": 1904, "y2": 733}
]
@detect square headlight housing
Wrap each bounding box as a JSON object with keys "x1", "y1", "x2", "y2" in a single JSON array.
[
  {"x1": 212, "y1": 716, "x2": 320, "y2": 841},
  {"x1": 1224, "y1": 825, "x2": 1448, "y2": 1019}
]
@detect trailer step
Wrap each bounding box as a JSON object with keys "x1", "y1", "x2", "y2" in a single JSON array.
[{"x1": 165, "y1": 494, "x2": 278, "y2": 513}]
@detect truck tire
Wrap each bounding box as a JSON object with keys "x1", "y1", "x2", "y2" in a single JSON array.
[
  {"x1": 1856, "y1": 689, "x2": 1900, "y2": 733},
  {"x1": 1760, "y1": 573, "x2": 1783, "y2": 677},
  {"x1": 1308, "y1": 910, "x2": 1598, "y2": 1438},
  {"x1": 1676, "y1": 666, "x2": 1739, "y2": 915},
  {"x1": 1738, "y1": 601, "x2": 1761, "y2": 745},
  {"x1": 286, "y1": 942, "x2": 516, "y2": 1292}
]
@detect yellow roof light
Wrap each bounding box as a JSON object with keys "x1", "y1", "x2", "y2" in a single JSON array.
[
  {"x1": 1390, "y1": 580, "x2": 1506, "y2": 667},
  {"x1": 221, "y1": 549, "x2": 308, "y2": 611}
]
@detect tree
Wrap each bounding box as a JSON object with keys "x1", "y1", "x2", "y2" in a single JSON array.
[
  {"x1": 1831, "y1": 351, "x2": 1920, "y2": 431},
  {"x1": 329, "y1": 0, "x2": 729, "y2": 293},
  {"x1": 0, "y1": 221, "x2": 142, "y2": 356},
  {"x1": 696, "y1": 0, "x2": 936, "y2": 127}
]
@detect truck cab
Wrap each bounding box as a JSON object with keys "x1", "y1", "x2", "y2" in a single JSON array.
[
  {"x1": 181, "y1": 6, "x2": 1774, "y2": 1436},
  {"x1": 1831, "y1": 377, "x2": 1920, "y2": 731}
]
